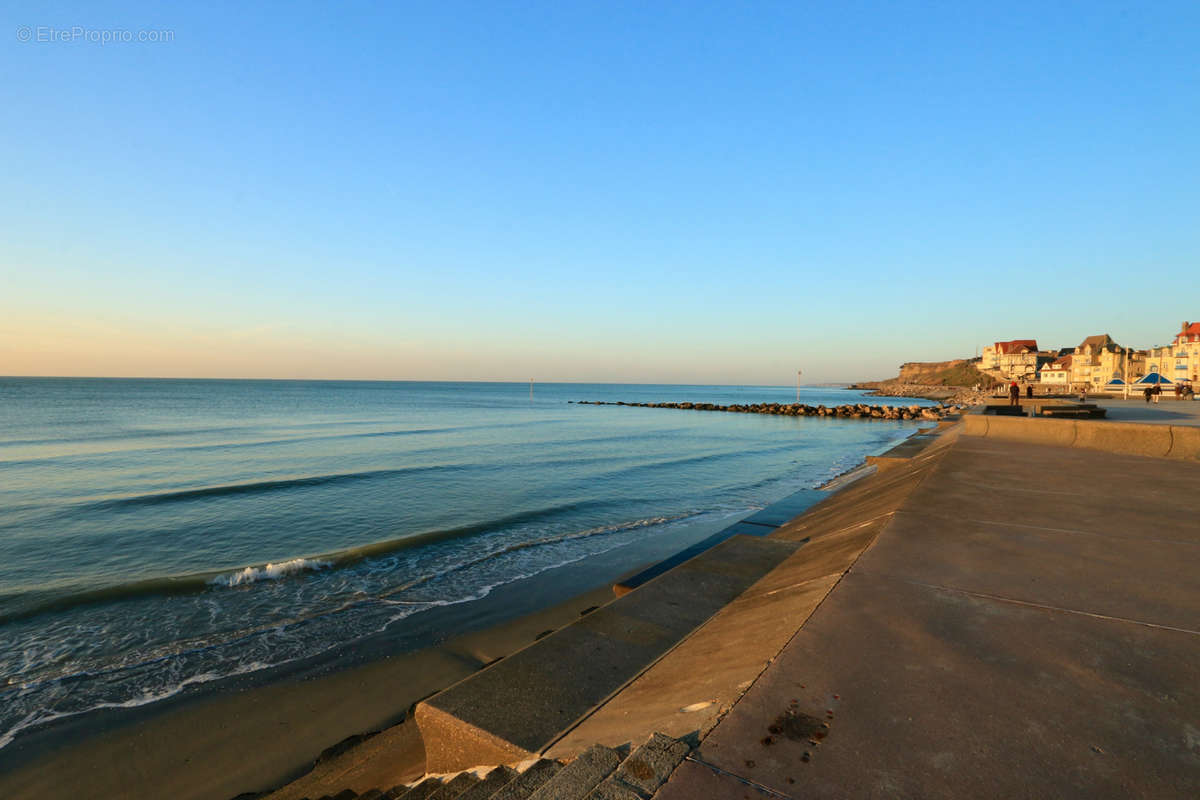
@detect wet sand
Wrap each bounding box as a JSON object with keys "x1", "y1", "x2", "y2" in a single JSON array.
[
  {"x1": 0, "y1": 579, "x2": 624, "y2": 800},
  {"x1": 0, "y1": 469, "x2": 778, "y2": 799},
  {"x1": 0, "y1": 505, "x2": 733, "y2": 800}
]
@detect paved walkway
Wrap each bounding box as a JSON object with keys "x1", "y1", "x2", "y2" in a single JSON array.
[
  {"x1": 660, "y1": 432, "x2": 1200, "y2": 799},
  {"x1": 1093, "y1": 396, "x2": 1200, "y2": 425}
]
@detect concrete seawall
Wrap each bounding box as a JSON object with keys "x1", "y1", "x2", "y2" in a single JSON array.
[
  {"x1": 254, "y1": 409, "x2": 1198, "y2": 799},
  {"x1": 963, "y1": 412, "x2": 1200, "y2": 459},
  {"x1": 659, "y1": 423, "x2": 1199, "y2": 799},
  {"x1": 413, "y1": 425, "x2": 958, "y2": 773}
]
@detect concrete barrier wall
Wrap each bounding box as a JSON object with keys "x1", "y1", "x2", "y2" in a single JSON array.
[
  {"x1": 963, "y1": 414, "x2": 1198, "y2": 461},
  {"x1": 1168, "y1": 425, "x2": 1200, "y2": 460},
  {"x1": 1072, "y1": 421, "x2": 1173, "y2": 458},
  {"x1": 415, "y1": 534, "x2": 804, "y2": 773},
  {"x1": 962, "y1": 415, "x2": 989, "y2": 437},
  {"x1": 983, "y1": 415, "x2": 1079, "y2": 448}
]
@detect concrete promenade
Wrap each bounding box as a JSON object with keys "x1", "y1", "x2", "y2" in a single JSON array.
[
  {"x1": 256, "y1": 416, "x2": 1199, "y2": 800},
  {"x1": 1092, "y1": 396, "x2": 1200, "y2": 426},
  {"x1": 662, "y1": 427, "x2": 1200, "y2": 798}
]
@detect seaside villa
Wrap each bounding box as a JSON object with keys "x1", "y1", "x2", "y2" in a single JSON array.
[
  {"x1": 1029, "y1": 324, "x2": 1195, "y2": 393},
  {"x1": 982, "y1": 339, "x2": 1040, "y2": 380},
  {"x1": 1145, "y1": 321, "x2": 1200, "y2": 389},
  {"x1": 1038, "y1": 355, "x2": 1072, "y2": 388},
  {"x1": 1066, "y1": 334, "x2": 1141, "y2": 390}
]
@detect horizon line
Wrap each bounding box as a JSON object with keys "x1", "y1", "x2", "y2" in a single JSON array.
[{"x1": 0, "y1": 374, "x2": 858, "y2": 388}]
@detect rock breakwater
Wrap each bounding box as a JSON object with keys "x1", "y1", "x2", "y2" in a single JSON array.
[
  {"x1": 572, "y1": 400, "x2": 952, "y2": 420},
  {"x1": 855, "y1": 383, "x2": 991, "y2": 405}
]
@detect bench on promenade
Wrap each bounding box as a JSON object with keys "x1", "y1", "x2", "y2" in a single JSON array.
[
  {"x1": 1036, "y1": 403, "x2": 1107, "y2": 419},
  {"x1": 983, "y1": 405, "x2": 1027, "y2": 416}
]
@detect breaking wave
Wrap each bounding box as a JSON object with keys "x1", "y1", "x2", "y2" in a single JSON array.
[{"x1": 208, "y1": 558, "x2": 332, "y2": 587}]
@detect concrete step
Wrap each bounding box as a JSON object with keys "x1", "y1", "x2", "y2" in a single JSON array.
[
  {"x1": 387, "y1": 760, "x2": 559, "y2": 800},
  {"x1": 586, "y1": 783, "x2": 641, "y2": 799},
  {"x1": 455, "y1": 766, "x2": 518, "y2": 800},
  {"x1": 486, "y1": 759, "x2": 563, "y2": 800},
  {"x1": 427, "y1": 772, "x2": 480, "y2": 800},
  {"x1": 614, "y1": 489, "x2": 822, "y2": 595},
  {"x1": 417, "y1": 535, "x2": 803, "y2": 772},
  {"x1": 527, "y1": 745, "x2": 623, "y2": 800},
  {"x1": 396, "y1": 777, "x2": 444, "y2": 799},
  {"x1": 585, "y1": 733, "x2": 690, "y2": 800}
]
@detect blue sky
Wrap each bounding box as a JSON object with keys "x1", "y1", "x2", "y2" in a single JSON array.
[{"x1": 3, "y1": 1, "x2": 1198, "y2": 382}]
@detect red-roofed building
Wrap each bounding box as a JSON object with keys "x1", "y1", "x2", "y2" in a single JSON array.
[
  {"x1": 1038, "y1": 355, "x2": 1072, "y2": 388},
  {"x1": 1173, "y1": 321, "x2": 1200, "y2": 346},
  {"x1": 982, "y1": 339, "x2": 1041, "y2": 380},
  {"x1": 997, "y1": 339, "x2": 1039, "y2": 354},
  {"x1": 1147, "y1": 321, "x2": 1200, "y2": 387}
]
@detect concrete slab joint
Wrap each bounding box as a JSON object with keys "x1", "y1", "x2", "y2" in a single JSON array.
[{"x1": 1168, "y1": 425, "x2": 1200, "y2": 459}]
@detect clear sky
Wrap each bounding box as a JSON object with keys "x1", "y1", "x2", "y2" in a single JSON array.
[{"x1": 3, "y1": 1, "x2": 1198, "y2": 383}]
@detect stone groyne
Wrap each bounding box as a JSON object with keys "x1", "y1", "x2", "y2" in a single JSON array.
[
  {"x1": 572, "y1": 400, "x2": 950, "y2": 421},
  {"x1": 848, "y1": 382, "x2": 992, "y2": 404}
]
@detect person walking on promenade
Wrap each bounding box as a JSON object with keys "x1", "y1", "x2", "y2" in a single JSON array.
[
  {"x1": 1145, "y1": 386, "x2": 1154, "y2": 403},
  {"x1": 1026, "y1": 384, "x2": 1033, "y2": 399},
  {"x1": 1009, "y1": 381, "x2": 1020, "y2": 407},
  {"x1": 1079, "y1": 384, "x2": 1087, "y2": 403},
  {"x1": 1153, "y1": 384, "x2": 1162, "y2": 403}
]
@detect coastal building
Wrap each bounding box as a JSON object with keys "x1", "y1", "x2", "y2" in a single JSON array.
[
  {"x1": 982, "y1": 339, "x2": 1040, "y2": 380},
  {"x1": 1038, "y1": 355, "x2": 1072, "y2": 388},
  {"x1": 1176, "y1": 321, "x2": 1200, "y2": 345},
  {"x1": 1145, "y1": 321, "x2": 1200, "y2": 389},
  {"x1": 1066, "y1": 334, "x2": 1140, "y2": 389}
]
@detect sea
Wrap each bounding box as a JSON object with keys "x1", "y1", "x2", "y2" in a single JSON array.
[{"x1": 0, "y1": 378, "x2": 937, "y2": 750}]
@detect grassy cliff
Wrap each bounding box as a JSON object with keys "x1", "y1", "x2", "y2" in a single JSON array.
[
  {"x1": 851, "y1": 359, "x2": 993, "y2": 392},
  {"x1": 895, "y1": 359, "x2": 993, "y2": 387}
]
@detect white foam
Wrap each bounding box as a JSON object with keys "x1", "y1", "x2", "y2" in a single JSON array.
[
  {"x1": 0, "y1": 667, "x2": 225, "y2": 750},
  {"x1": 209, "y1": 558, "x2": 330, "y2": 587}
]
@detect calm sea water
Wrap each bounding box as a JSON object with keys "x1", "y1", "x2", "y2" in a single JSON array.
[{"x1": 0, "y1": 378, "x2": 934, "y2": 749}]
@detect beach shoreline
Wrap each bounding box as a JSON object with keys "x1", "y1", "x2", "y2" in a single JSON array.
[
  {"x1": 0, "y1": 572, "x2": 638, "y2": 800},
  {"x1": 0, "y1": 508, "x2": 744, "y2": 800},
  {"x1": 0, "y1": 397, "x2": 933, "y2": 800}
]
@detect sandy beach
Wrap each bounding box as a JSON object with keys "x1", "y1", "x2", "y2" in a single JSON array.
[
  {"x1": 0, "y1": 566, "x2": 643, "y2": 800},
  {"x1": 10, "y1": 495, "x2": 824, "y2": 800},
  {"x1": 0, "y1": 451, "x2": 854, "y2": 800},
  {"x1": 0, "y1": 430, "x2": 911, "y2": 800}
]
